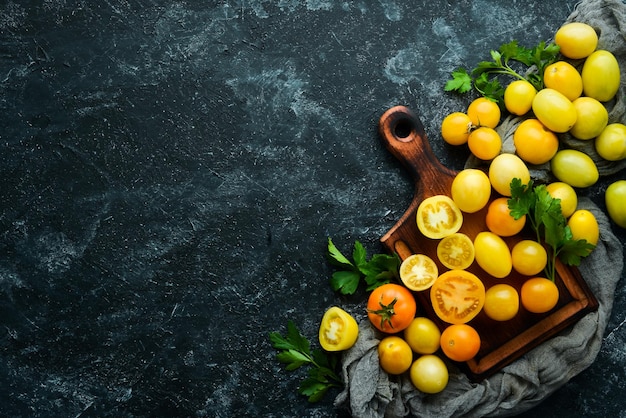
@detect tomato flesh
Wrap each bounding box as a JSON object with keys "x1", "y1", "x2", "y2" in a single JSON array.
[
  {"x1": 416, "y1": 195, "x2": 463, "y2": 239},
  {"x1": 318, "y1": 307, "x2": 359, "y2": 351},
  {"x1": 430, "y1": 270, "x2": 485, "y2": 324}
]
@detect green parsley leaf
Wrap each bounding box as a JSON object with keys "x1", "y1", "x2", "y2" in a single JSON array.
[
  {"x1": 269, "y1": 320, "x2": 343, "y2": 403},
  {"x1": 444, "y1": 68, "x2": 472, "y2": 93},
  {"x1": 326, "y1": 238, "x2": 400, "y2": 294},
  {"x1": 507, "y1": 178, "x2": 596, "y2": 281}
]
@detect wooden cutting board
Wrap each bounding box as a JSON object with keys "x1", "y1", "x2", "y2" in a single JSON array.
[{"x1": 378, "y1": 105, "x2": 599, "y2": 380}]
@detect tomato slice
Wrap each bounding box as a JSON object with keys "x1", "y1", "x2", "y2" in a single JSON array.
[
  {"x1": 436, "y1": 233, "x2": 475, "y2": 270},
  {"x1": 430, "y1": 270, "x2": 485, "y2": 324},
  {"x1": 416, "y1": 195, "x2": 463, "y2": 239},
  {"x1": 318, "y1": 307, "x2": 359, "y2": 351},
  {"x1": 400, "y1": 254, "x2": 438, "y2": 291}
]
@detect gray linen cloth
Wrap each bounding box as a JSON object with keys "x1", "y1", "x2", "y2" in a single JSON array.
[{"x1": 335, "y1": 0, "x2": 626, "y2": 416}]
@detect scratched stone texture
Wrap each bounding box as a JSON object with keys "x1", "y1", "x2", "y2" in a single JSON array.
[{"x1": 0, "y1": 1, "x2": 624, "y2": 417}]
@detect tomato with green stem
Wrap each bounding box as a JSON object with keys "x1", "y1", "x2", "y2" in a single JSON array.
[{"x1": 367, "y1": 283, "x2": 416, "y2": 333}]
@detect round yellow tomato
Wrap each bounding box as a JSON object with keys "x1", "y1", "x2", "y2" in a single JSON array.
[
  {"x1": 404, "y1": 317, "x2": 441, "y2": 355},
  {"x1": 468, "y1": 127, "x2": 502, "y2": 161},
  {"x1": 451, "y1": 168, "x2": 492, "y2": 213},
  {"x1": 543, "y1": 61, "x2": 583, "y2": 101},
  {"x1": 513, "y1": 118, "x2": 559, "y2": 165},
  {"x1": 474, "y1": 231, "x2": 512, "y2": 278},
  {"x1": 532, "y1": 88, "x2": 577, "y2": 133},
  {"x1": 485, "y1": 197, "x2": 526, "y2": 237},
  {"x1": 467, "y1": 97, "x2": 501, "y2": 128},
  {"x1": 568, "y1": 209, "x2": 599, "y2": 247},
  {"x1": 605, "y1": 180, "x2": 626, "y2": 228},
  {"x1": 488, "y1": 153, "x2": 530, "y2": 197},
  {"x1": 378, "y1": 336, "x2": 413, "y2": 375},
  {"x1": 582, "y1": 50, "x2": 621, "y2": 102},
  {"x1": 430, "y1": 270, "x2": 485, "y2": 324},
  {"x1": 554, "y1": 22, "x2": 598, "y2": 59},
  {"x1": 595, "y1": 123, "x2": 626, "y2": 161},
  {"x1": 569, "y1": 97, "x2": 609, "y2": 140},
  {"x1": 511, "y1": 239, "x2": 548, "y2": 276},
  {"x1": 546, "y1": 182, "x2": 578, "y2": 218},
  {"x1": 437, "y1": 232, "x2": 475, "y2": 270},
  {"x1": 484, "y1": 284, "x2": 519, "y2": 321},
  {"x1": 504, "y1": 79, "x2": 537, "y2": 116},
  {"x1": 416, "y1": 195, "x2": 463, "y2": 239},
  {"x1": 318, "y1": 306, "x2": 359, "y2": 351},
  {"x1": 441, "y1": 112, "x2": 473, "y2": 145},
  {"x1": 410, "y1": 355, "x2": 448, "y2": 394},
  {"x1": 521, "y1": 277, "x2": 559, "y2": 314},
  {"x1": 400, "y1": 253, "x2": 439, "y2": 291},
  {"x1": 551, "y1": 149, "x2": 599, "y2": 188},
  {"x1": 440, "y1": 324, "x2": 481, "y2": 362}
]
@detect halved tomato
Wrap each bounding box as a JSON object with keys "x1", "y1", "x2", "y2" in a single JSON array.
[
  {"x1": 416, "y1": 195, "x2": 463, "y2": 239},
  {"x1": 430, "y1": 270, "x2": 485, "y2": 324},
  {"x1": 436, "y1": 232, "x2": 475, "y2": 270},
  {"x1": 318, "y1": 307, "x2": 359, "y2": 351},
  {"x1": 400, "y1": 254, "x2": 439, "y2": 291}
]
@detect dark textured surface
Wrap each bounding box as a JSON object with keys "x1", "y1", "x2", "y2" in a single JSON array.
[{"x1": 1, "y1": 1, "x2": 624, "y2": 417}]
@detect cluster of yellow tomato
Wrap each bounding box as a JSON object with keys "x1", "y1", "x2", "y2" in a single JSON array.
[{"x1": 441, "y1": 22, "x2": 626, "y2": 228}]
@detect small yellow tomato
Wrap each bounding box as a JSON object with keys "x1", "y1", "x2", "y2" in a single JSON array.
[
  {"x1": 582, "y1": 50, "x2": 621, "y2": 102},
  {"x1": 543, "y1": 61, "x2": 583, "y2": 101},
  {"x1": 551, "y1": 150, "x2": 599, "y2": 188},
  {"x1": 404, "y1": 317, "x2": 441, "y2": 355},
  {"x1": 532, "y1": 88, "x2": 577, "y2": 133},
  {"x1": 318, "y1": 307, "x2": 359, "y2": 352},
  {"x1": 555, "y1": 22, "x2": 598, "y2": 59},
  {"x1": 569, "y1": 97, "x2": 609, "y2": 140},
  {"x1": 605, "y1": 180, "x2": 626, "y2": 228},
  {"x1": 595, "y1": 123, "x2": 626, "y2": 161},
  {"x1": 545, "y1": 182, "x2": 578, "y2": 218},
  {"x1": 504, "y1": 79, "x2": 537, "y2": 116},
  {"x1": 410, "y1": 355, "x2": 449, "y2": 394},
  {"x1": 378, "y1": 336, "x2": 413, "y2": 375},
  {"x1": 451, "y1": 168, "x2": 492, "y2": 213},
  {"x1": 568, "y1": 209, "x2": 599, "y2": 247},
  {"x1": 511, "y1": 240, "x2": 548, "y2": 276},
  {"x1": 521, "y1": 277, "x2": 559, "y2": 314},
  {"x1": 484, "y1": 284, "x2": 519, "y2": 321},
  {"x1": 488, "y1": 153, "x2": 530, "y2": 197},
  {"x1": 474, "y1": 231, "x2": 512, "y2": 279}
]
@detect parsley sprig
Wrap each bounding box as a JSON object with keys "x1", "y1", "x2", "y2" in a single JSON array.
[
  {"x1": 507, "y1": 178, "x2": 595, "y2": 281},
  {"x1": 269, "y1": 320, "x2": 342, "y2": 402},
  {"x1": 445, "y1": 40, "x2": 560, "y2": 104},
  {"x1": 327, "y1": 238, "x2": 401, "y2": 294}
]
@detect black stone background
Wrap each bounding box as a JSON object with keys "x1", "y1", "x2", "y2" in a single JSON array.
[{"x1": 1, "y1": 1, "x2": 625, "y2": 417}]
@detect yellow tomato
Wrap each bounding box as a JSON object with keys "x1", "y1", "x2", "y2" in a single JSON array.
[
  {"x1": 468, "y1": 127, "x2": 502, "y2": 161},
  {"x1": 318, "y1": 307, "x2": 359, "y2": 351},
  {"x1": 551, "y1": 150, "x2": 599, "y2": 188},
  {"x1": 521, "y1": 277, "x2": 559, "y2": 314},
  {"x1": 605, "y1": 180, "x2": 626, "y2": 228},
  {"x1": 378, "y1": 336, "x2": 413, "y2": 375},
  {"x1": 545, "y1": 182, "x2": 578, "y2": 218},
  {"x1": 474, "y1": 231, "x2": 512, "y2": 279},
  {"x1": 543, "y1": 61, "x2": 583, "y2": 101},
  {"x1": 410, "y1": 355, "x2": 448, "y2": 394},
  {"x1": 582, "y1": 50, "x2": 621, "y2": 102},
  {"x1": 595, "y1": 123, "x2": 626, "y2": 161},
  {"x1": 400, "y1": 253, "x2": 439, "y2": 291},
  {"x1": 532, "y1": 88, "x2": 577, "y2": 133},
  {"x1": 416, "y1": 195, "x2": 463, "y2": 239},
  {"x1": 569, "y1": 97, "x2": 609, "y2": 140},
  {"x1": 467, "y1": 97, "x2": 501, "y2": 128},
  {"x1": 441, "y1": 112, "x2": 473, "y2": 145},
  {"x1": 511, "y1": 240, "x2": 548, "y2": 276},
  {"x1": 488, "y1": 153, "x2": 530, "y2": 197},
  {"x1": 484, "y1": 284, "x2": 519, "y2": 321},
  {"x1": 437, "y1": 233, "x2": 475, "y2": 270},
  {"x1": 554, "y1": 22, "x2": 598, "y2": 59},
  {"x1": 504, "y1": 79, "x2": 537, "y2": 116},
  {"x1": 568, "y1": 209, "x2": 599, "y2": 247},
  {"x1": 451, "y1": 168, "x2": 492, "y2": 213},
  {"x1": 404, "y1": 317, "x2": 441, "y2": 355},
  {"x1": 513, "y1": 118, "x2": 559, "y2": 165}
]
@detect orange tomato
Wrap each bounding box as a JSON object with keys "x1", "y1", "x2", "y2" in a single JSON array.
[
  {"x1": 467, "y1": 97, "x2": 501, "y2": 128},
  {"x1": 520, "y1": 277, "x2": 559, "y2": 314},
  {"x1": 468, "y1": 127, "x2": 502, "y2": 161},
  {"x1": 441, "y1": 112, "x2": 472, "y2": 145},
  {"x1": 485, "y1": 197, "x2": 526, "y2": 237},
  {"x1": 483, "y1": 284, "x2": 519, "y2": 321},
  {"x1": 440, "y1": 324, "x2": 481, "y2": 362},
  {"x1": 416, "y1": 195, "x2": 463, "y2": 239},
  {"x1": 378, "y1": 336, "x2": 413, "y2": 374},
  {"x1": 367, "y1": 284, "x2": 417, "y2": 333},
  {"x1": 430, "y1": 270, "x2": 485, "y2": 324}
]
